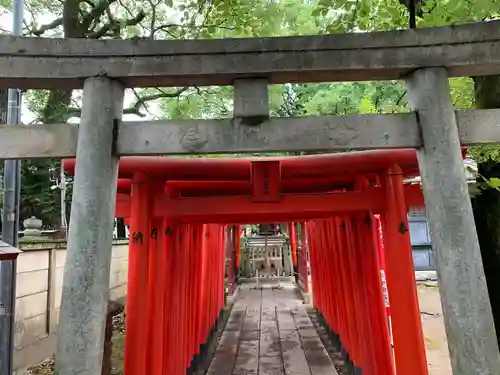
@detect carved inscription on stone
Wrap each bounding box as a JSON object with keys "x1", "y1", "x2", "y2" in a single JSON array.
[{"x1": 181, "y1": 127, "x2": 208, "y2": 152}]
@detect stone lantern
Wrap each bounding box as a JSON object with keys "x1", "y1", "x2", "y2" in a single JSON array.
[{"x1": 22, "y1": 216, "x2": 43, "y2": 240}]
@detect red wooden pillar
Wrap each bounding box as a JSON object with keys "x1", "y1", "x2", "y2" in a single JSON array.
[
  {"x1": 323, "y1": 220, "x2": 335, "y2": 326},
  {"x1": 375, "y1": 215, "x2": 391, "y2": 326},
  {"x1": 145, "y1": 182, "x2": 165, "y2": 375},
  {"x1": 161, "y1": 217, "x2": 175, "y2": 374},
  {"x1": 234, "y1": 224, "x2": 241, "y2": 272},
  {"x1": 193, "y1": 225, "x2": 203, "y2": 367},
  {"x1": 170, "y1": 225, "x2": 186, "y2": 375},
  {"x1": 200, "y1": 225, "x2": 208, "y2": 348},
  {"x1": 183, "y1": 224, "x2": 191, "y2": 370},
  {"x1": 195, "y1": 225, "x2": 207, "y2": 358},
  {"x1": 208, "y1": 225, "x2": 215, "y2": 333},
  {"x1": 299, "y1": 222, "x2": 309, "y2": 293},
  {"x1": 154, "y1": 217, "x2": 167, "y2": 375},
  {"x1": 315, "y1": 221, "x2": 326, "y2": 319},
  {"x1": 204, "y1": 225, "x2": 213, "y2": 342},
  {"x1": 345, "y1": 217, "x2": 374, "y2": 374},
  {"x1": 359, "y1": 213, "x2": 395, "y2": 375},
  {"x1": 306, "y1": 221, "x2": 319, "y2": 309},
  {"x1": 289, "y1": 223, "x2": 298, "y2": 268},
  {"x1": 124, "y1": 173, "x2": 151, "y2": 375},
  {"x1": 382, "y1": 165, "x2": 428, "y2": 375},
  {"x1": 335, "y1": 216, "x2": 361, "y2": 367},
  {"x1": 185, "y1": 224, "x2": 196, "y2": 369},
  {"x1": 180, "y1": 225, "x2": 190, "y2": 372},
  {"x1": 193, "y1": 225, "x2": 203, "y2": 363},
  {"x1": 226, "y1": 226, "x2": 238, "y2": 296},
  {"x1": 219, "y1": 225, "x2": 225, "y2": 313},
  {"x1": 327, "y1": 219, "x2": 347, "y2": 349},
  {"x1": 167, "y1": 226, "x2": 178, "y2": 375}
]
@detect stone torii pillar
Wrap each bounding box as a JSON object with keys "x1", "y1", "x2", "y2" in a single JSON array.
[
  {"x1": 55, "y1": 77, "x2": 124, "y2": 375},
  {"x1": 407, "y1": 68, "x2": 500, "y2": 374}
]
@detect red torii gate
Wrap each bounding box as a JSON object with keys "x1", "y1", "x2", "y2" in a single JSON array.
[{"x1": 64, "y1": 149, "x2": 430, "y2": 375}]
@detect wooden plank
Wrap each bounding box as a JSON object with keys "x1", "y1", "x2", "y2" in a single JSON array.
[
  {"x1": 243, "y1": 307, "x2": 261, "y2": 332},
  {"x1": 207, "y1": 313, "x2": 242, "y2": 375},
  {"x1": 206, "y1": 331, "x2": 241, "y2": 375},
  {"x1": 277, "y1": 309, "x2": 296, "y2": 331},
  {"x1": 280, "y1": 329, "x2": 312, "y2": 375},
  {"x1": 226, "y1": 308, "x2": 246, "y2": 332},
  {"x1": 233, "y1": 340, "x2": 259, "y2": 375},
  {"x1": 1, "y1": 21, "x2": 500, "y2": 88},
  {"x1": 298, "y1": 329, "x2": 339, "y2": 375},
  {"x1": 291, "y1": 307, "x2": 314, "y2": 329},
  {"x1": 259, "y1": 323, "x2": 283, "y2": 374},
  {"x1": 1, "y1": 109, "x2": 500, "y2": 160}
]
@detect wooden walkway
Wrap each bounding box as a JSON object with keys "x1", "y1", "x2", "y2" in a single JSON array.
[{"x1": 207, "y1": 283, "x2": 339, "y2": 375}]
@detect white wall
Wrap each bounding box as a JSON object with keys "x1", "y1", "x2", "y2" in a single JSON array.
[{"x1": 13, "y1": 239, "x2": 128, "y2": 370}]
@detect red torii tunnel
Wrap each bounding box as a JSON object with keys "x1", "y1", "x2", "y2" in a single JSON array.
[{"x1": 64, "y1": 149, "x2": 433, "y2": 375}]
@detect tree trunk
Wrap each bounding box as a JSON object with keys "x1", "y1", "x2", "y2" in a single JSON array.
[{"x1": 472, "y1": 75, "x2": 500, "y2": 345}]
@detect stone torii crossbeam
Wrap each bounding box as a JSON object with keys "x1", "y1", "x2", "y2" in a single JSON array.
[{"x1": 0, "y1": 20, "x2": 499, "y2": 375}]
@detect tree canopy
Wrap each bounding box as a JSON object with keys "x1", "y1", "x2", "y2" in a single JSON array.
[{"x1": 0, "y1": 0, "x2": 498, "y2": 227}]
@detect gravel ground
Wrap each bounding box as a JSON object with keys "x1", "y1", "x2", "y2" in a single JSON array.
[
  {"x1": 418, "y1": 284, "x2": 452, "y2": 375},
  {"x1": 27, "y1": 313, "x2": 126, "y2": 375}
]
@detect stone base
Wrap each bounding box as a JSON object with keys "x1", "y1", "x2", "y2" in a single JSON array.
[
  {"x1": 300, "y1": 291, "x2": 312, "y2": 305},
  {"x1": 297, "y1": 282, "x2": 312, "y2": 305},
  {"x1": 226, "y1": 284, "x2": 240, "y2": 304},
  {"x1": 238, "y1": 276, "x2": 295, "y2": 284},
  {"x1": 187, "y1": 306, "x2": 233, "y2": 375}
]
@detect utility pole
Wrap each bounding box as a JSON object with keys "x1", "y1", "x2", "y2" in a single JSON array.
[
  {"x1": 61, "y1": 168, "x2": 68, "y2": 237},
  {"x1": 0, "y1": 0, "x2": 24, "y2": 373}
]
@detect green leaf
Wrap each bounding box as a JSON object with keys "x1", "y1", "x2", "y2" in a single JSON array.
[
  {"x1": 488, "y1": 178, "x2": 500, "y2": 190},
  {"x1": 358, "y1": 96, "x2": 377, "y2": 114}
]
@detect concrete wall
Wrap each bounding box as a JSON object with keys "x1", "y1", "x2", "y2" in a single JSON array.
[{"x1": 13, "y1": 239, "x2": 129, "y2": 371}]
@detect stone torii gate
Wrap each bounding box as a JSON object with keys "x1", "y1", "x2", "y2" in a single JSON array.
[{"x1": 1, "y1": 20, "x2": 500, "y2": 375}]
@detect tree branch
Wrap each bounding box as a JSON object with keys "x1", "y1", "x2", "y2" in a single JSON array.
[
  {"x1": 81, "y1": 0, "x2": 118, "y2": 31},
  {"x1": 31, "y1": 18, "x2": 64, "y2": 36},
  {"x1": 67, "y1": 87, "x2": 189, "y2": 118},
  {"x1": 87, "y1": 9, "x2": 146, "y2": 39},
  {"x1": 395, "y1": 90, "x2": 407, "y2": 106}
]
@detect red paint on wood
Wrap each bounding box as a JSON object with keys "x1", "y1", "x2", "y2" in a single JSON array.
[
  {"x1": 154, "y1": 188, "x2": 385, "y2": 220},
  {"x1": 382, "y1": 165, "x2": 428, "y2": 375},
  {"x1": 124, "y1": 174, "x2": 151, "y2": 375},
  {"x1": 63, "y1": 149, "x2": 420, "y2": 180}
]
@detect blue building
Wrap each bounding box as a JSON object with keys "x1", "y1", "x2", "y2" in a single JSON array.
[
  {"x1": 409, "y1": 212, "x2": 434, "y2": 271},
  {"x1": 406, "y1": 158, "x2": 477, "y2": 271}
]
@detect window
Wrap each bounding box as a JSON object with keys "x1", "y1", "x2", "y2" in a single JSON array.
[
  {"x1": 409, "y1": 220, "x2": 430, "y2": 246},
  {"x1": 412, "y1": 246, "x2": 435, "y2": 270}
]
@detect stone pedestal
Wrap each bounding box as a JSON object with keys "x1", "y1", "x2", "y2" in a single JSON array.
[{"x1": 21, "y1": 216, "x2": 43, "y2": 241}]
